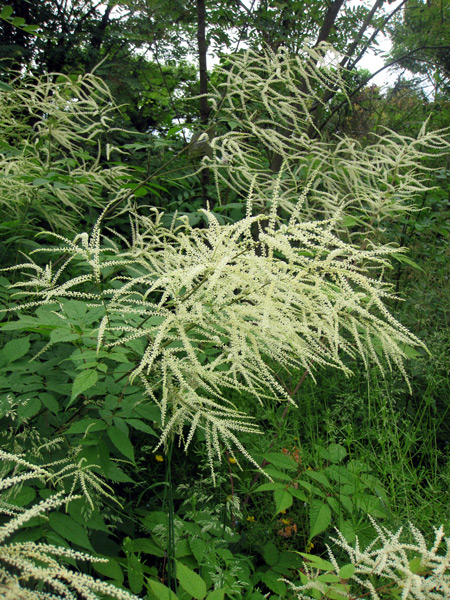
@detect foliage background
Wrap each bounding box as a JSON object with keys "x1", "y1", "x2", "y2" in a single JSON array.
[{"x1": 0, "y1": 1, "x2": 449, "y2": 599}]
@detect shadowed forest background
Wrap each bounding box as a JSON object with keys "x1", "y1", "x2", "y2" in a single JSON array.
[{"x1": 0, "y1": 1, "x2": 449, "y2": 599}]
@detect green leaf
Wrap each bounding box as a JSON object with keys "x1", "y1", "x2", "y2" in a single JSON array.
[
  {"x1": 148, "y1": 579, "x2": 179, "y2": 600},
  {"x1": 0, "y1": 80, "x2": 13, "y2": 92},
  {"x1": 175, "y1": 539, "x2": 192, "y2": 558},
  {"x1": 23, "y1": 24, "x2": 40, "y2": 33},
  {"x1": 289, "y1": 487, "x2": 308, "y2": 502},
  {"x1": 261, "y1": 466, "x2": 291, "y2": 481},
  {"x1": 274, "y1": 488, "x2": 293, "y2": 514},
  {"x1": 262, "y1": 542, "x2": 279, "y2": 567},
  {"x1": 93, "y1": 557, "x2": 124, "y2": 584},
  {"x1": 0, "y1": 5, "x2": 13, "y2": 19},
  {"x1": 319, "y1": 443, "x2": 347, "y2": 463},
  {"x1": 12, "y1": 16, "x2": 26, "y2": 26},
  {"x1": 127, "y1": 552, "x2": 144, "y2": 594},
  {"x1": 65, "y1": 419, "x2": 106, "y2": 435},
  {"x1": 9, "y1": 486, "x2": 35, "y2": 507},
  {"x1": 133, "y1": 538, "x2": 165, "y2": 557},
  {"x1": 2, "y1": 336, "x2": 30, "y2": 363},
  {"x1": 190, "y1": 537, "x2": 206, "y2": 564},
  {"x1": 260, "y1": 571, "x2": 286, "y2": 595},
  {"x1": 40, "y1": 392, "x2": 59, "y2": 415},
  {"x1": 391, "y1": 252, "x2": 424, "y2": 271},
  {"x1": 103, "y1": 461, "x2": 134, "y2": 483},
  {"x1": 339, "y1": 564, "x2": 355, "y2": 579},
  {"x1": 264, "y1": 452, "x2": 298, "y2": 471},
  {"x1": 49, "y1": 327, "x2": 80, "y2": 344},
  {"x1": 399, "y1": 343, "x2": 423, "y2": 359},
  {"x1": 70, "y1": 369, "x2": 98, "y2": 404},
  {"x1": 309, "y1": 500, "x2": 332, "y2": 540},
  {"x1": 48, "y1": 512, "x2": 93, "y2": 551},
  {"x1": 305, "y1": 469, "x2": 331, "y2": 488},
  {"x1": 341, "y1": 215, "x2": 358, "y2": 227},
  {"x1": 255, "y1": 482, "x2": 287, "y2": 492},
  {"x1": 107, "y1": 426, "x2": 135, "y2": 462},
  {"x1": 206, "y1": 590, "x2": 225, "y2": 600},
  {"x1": 127, "y1": 418, "x2": 158, "y2": 436},
  {"x1": 18, "y1": 397, "x2": 41, "y2": 419},
  {"x1": 298, "y1": 553, "x2": 335, "y2": 571},
  {"x1": 133, "y1": 186, "x2": 148, "y2": 197},
  {"x1": 317, "y1": 573, "x2": 340, "y2": 583},
  {"x1": 176, "y1": 561, "x2": 207, "y2": 599}
]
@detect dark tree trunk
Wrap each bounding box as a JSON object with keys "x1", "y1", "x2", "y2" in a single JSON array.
[
  {"x1": 270, "y1": 0, "x2": 346, "y2": 173},
  {"x1": 314, "y1": 0, "x2": 346, "y2": 47},
  {"x1": 196, "y1": 0, "x2": 212, "y2": 207}
]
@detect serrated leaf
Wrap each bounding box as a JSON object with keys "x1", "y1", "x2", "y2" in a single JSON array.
[
  {"x1": 263, "y1": 542, "x2": 279, "y2": 566},
  {"x1": 305, "y1": 469, "x2": 331, "y2": 488},
  {"x1": 133, "y1": 538, "x2": 165, "y2": 557},
  {"x1": 93, "y1": 558, "x2": 124, "y2": 584},
  {"x1": 391, "y1": 252, "x2": 424, "y2": 271},
  {"x1": 18, "y1": 397, "x2": 41, "y2": 419},
  {"x1": 309, "y1": 500, "x2": 331, "y2": 539},
  {"x1": 127, "y1": 552, "x2": 143, "y2": 594},
  {"x1": 255, "y1": 482, "x2": 286, "y2": 492},
  {"x1": 148, "y1": 579, "x2": 178, "y2": 600},
  {"x1": 399, "y1": 342, "x2": 423, "y2": 359},
  {"x1": 107, "y1": 426, "x2": 135, "y2": 462},
  {"x1": 264, "y1": 452, "x2": 298, "y2": 470},
  {"x1": 206, "y1": 589, "x2": 225, "y2": 600},
  {"x1": 190, "y1": 537, "x2": 206, "y2": 564},
  {"x1": 49, "y1": 327, "x2": 80, "y2": 344},
  {"x1": 103, "y1": 461, "x2": 134, "y2": 483},
  {"x1": 175, "y1": 539, "x2": 191, "y2": 558},
  {"x1": 289, "y1": 487, "x2": 307, "y2": 502},
  {"x1": 176, "y1": 561, "x2": 207, "y2": 599},
  {"x1": 9, "y1": 486, "x2": 35, "y2": 507},
  {"x1": 261, "y1": 466, "x2": 292, "y2": 481},
  {"x1": 70, "y1": 369, "x2": 98, "y2": 404},
  {"x1": 3, "y1": 336, "x2": 30, "y2": 363},
  {"x1": 317, "y1": 573, "x2": 340, "y2": 583},
  {"x1": 48, "y1": 512, "x2": 93, "y2": 551},
  {"x1": 274, "y1": 488, "x2": 293, "y2": 514},
  {"x1": 65, "y1": 419, "x2": 106, "y2": 435},
  {"x1": 339, "y1": 564, "x2": 355, "y2": 579},
  {"x1": 260, "y1": 571, "x2": 286, "y2": 595},
  {"x1": 298, "y1": 553, "x2": 335, "y2": 571},
  {"x1": 40, "y1": 392, "x2": 59, "y2": 414},
  {"x1": 319, "y1": 443, "x2": 347, "y2": 463},
  {"x1": 127, "y1": 418, "x2": 158, "y2": 436}
]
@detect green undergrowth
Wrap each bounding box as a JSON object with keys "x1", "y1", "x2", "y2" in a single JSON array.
[{"x1": 1, "y1": 44, "x2": 450, "y2": 600}]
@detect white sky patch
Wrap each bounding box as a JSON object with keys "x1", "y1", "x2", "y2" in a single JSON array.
[
  {"x1": 347, "y1": 0, "x2": 406, "y2": 89},
  {"x1": 206, "y1": 0, "x2": 406, "y2": 90}
]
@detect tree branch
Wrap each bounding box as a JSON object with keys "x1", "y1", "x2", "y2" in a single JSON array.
[
  {"x1": 320, "y1": 45, "x2": 450, "y2": 132},
  {"x1": 314, "y1": 0, "x2": 346, "y2": 47}
]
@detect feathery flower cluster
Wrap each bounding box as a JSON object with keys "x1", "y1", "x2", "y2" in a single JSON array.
[
  {"x1": 0, "y1": 71, "x2": 132, "y2": 231},
  {"x1": 0, "y1": 453, "x2": 140, "y2": 599},
  {"x1": 6, "y1": 203, "x2": 424, "y2": 481},
  {"x1": 288, "y1": 517, "x2": 450, "y2": 599},
  {"x1": 204, "y1": 45, "x2": 450, "y2": 232}
]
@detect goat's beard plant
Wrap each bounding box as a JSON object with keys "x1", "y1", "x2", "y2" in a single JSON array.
[
  {"x1": 4, "y1": 43, "x2": 450, "y2": 482},
  {"x1": 2, "y1": 41, "x2": 450, "y2": 599},
  {"x1": 6, "y1": 194, "x2": 424, "y2": 482}
]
